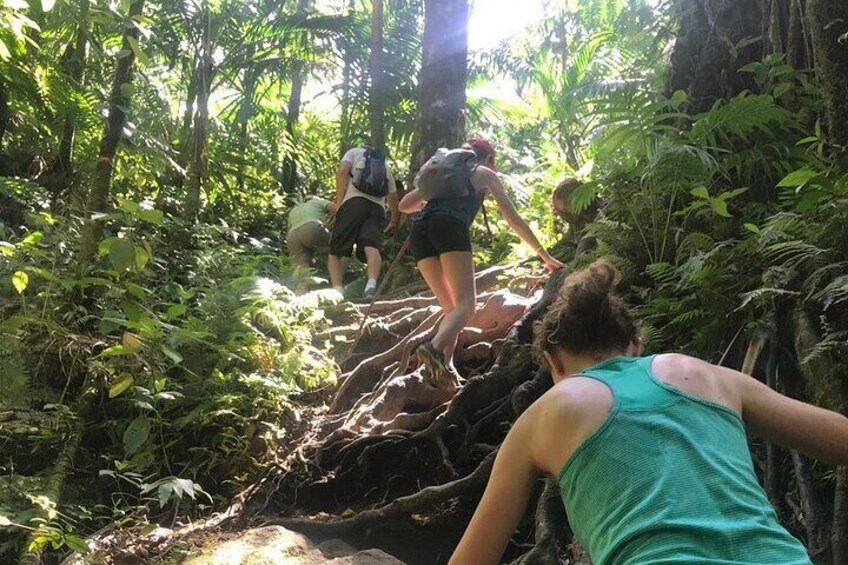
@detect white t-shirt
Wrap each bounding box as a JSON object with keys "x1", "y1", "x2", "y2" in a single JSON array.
[{"x1": 340, "y1": 147, "x2": 397, "y2": 207}]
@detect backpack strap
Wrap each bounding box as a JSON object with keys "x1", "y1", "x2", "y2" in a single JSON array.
[
  {"x1": 480, "y1": 197, "x2": 494, "y2": 241},
  {"x1": 467, "y1": 162, "x2": 494, "y2": 242}
]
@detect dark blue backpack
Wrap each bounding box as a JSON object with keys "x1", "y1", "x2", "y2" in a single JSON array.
[{"x1": 353, "y1": 148, "x2": 389, "y2": 198}]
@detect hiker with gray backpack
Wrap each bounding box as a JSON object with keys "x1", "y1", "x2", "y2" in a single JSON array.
[
  {"x1": 399, "y1": 138, "x2": 563, "y2": 389},
  {"x1": 329, "y1": 144, "x2": 401, "y2": 298}
]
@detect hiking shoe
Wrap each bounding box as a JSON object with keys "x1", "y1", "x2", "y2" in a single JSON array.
[
  {"x1": 363, "y1": 286, "x2": 377, "y2": 298},
  {"x1": 417, "y1": 342, "x2": 451, "y2": 388}
]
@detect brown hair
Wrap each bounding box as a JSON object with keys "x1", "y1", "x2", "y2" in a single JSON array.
[
  {"x1": 533, "y1": 259, "x2": 638, "y2": 363},
  {"x1": 551, "y1": 177, "x2": 597, "y2": 224}
]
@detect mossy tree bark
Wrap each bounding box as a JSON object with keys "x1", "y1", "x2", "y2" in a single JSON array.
[
  {"x1": 78, "y1": 0, "x2": 146, "y2": 270},
  {"x1": 409, "y1": 0, "x2": 468, "y2": 172},
  {"x1": 807, "y1": 0, "x2": 848, "y2": 153}
]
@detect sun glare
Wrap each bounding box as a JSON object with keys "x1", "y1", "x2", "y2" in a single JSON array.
[{"x1": 468, "y1": 0, "x2": 545, "y2": 50}]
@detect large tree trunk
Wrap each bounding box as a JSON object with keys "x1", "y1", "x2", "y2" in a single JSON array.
[
  {"x1": 184, "y1": 5, "x2": 212, "y2": 221},
  {"x1": 179, "y1": 59, "x2": 199, "y2": 165},
  {"x1": 807, "y1": 0, "x2": 848, "y2": 151},
  {"x1": 50, "y1": 0, "x2": 90, "y2": 205},
  {"x1": 668, "y1": 0, "x2": 766, "y2": 111},
  {"x1": 280, "y1": 62, "x2": 304, "y2": 198},
  {"x1": 786, "y1": 0, "x2": 810, "y2": 70},
  {"x1": 236, "y1": 55, "x2": 258, "y2": 194},
  {"x1": 409, "y1": 0, "x2": 469, "y2": 171},
  {"x1": 369, "y1": 0, "x2": 385, "y2": 150},
  {"x1": 281, "y1": 0, "x2": 311, "y2": 197},
  {"x1": 78, "y1": 0, "x2": 146, "y2": 270}
]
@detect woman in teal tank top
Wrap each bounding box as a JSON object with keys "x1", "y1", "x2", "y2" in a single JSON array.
[{"x1": 450, "y1": 259, "x2": 848, "y2": 565}]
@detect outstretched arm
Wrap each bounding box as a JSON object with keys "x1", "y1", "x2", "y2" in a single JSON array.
[
  {"x1": 399, "y1": 188, "x2": 426, "y2": 214},
  {"x1": 729, "y1": 367, "x2": 848, "y2": 465},
  {"x1": 450, "y1": 410, "x2": 539, "y2": 565},
  {"x1": 479, "y1": 168, "x2": 563, "y2": 271}
]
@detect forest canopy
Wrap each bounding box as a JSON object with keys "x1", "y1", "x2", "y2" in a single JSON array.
[{"x1": 1, "y1": 0, "x2": 847, "y2": 563}]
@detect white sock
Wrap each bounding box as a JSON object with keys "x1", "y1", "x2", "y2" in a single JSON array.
[
  {"x1": 333, "y1": 286, "x2": 344, "y2": 294},
  {"x1": 365, "y1": 279, "x2": 377, "y2": 292}
]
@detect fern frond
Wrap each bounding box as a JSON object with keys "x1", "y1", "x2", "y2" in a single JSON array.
[
  {"x1": 812, "y1": 275, "x2": 848, "y2": 311},
  {"x1": 764, "y1": 240, "x2": 828, "y2": 270},
  {"x1": 688, "y1": 94, "x2": 792, "y2": 146}
]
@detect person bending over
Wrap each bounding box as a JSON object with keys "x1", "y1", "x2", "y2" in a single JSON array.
[
  {"x1": 399, "y1": 138, "x2": 563, "y2": 389},
  {"x1": 286, "y1": 195, "x2": 335, "y2": 271},
  {"x1": 450, "y1": 258, "x2": 848, "y2": 565}
]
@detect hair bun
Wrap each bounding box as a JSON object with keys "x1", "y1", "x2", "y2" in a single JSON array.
[
  {"x1": 534, "y1": 258, "x2": 636, "y2": 361},
  {"x1": 587, "y1": 259, "x2": 620, "y2": 295}
]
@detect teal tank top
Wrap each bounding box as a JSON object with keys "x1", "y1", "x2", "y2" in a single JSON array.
[
  {"x1": 414, "y1": 193, "x2": 482, "y2": 227},
  {"x1": 557, "y1": 355, "x2": 812, "y2": 565}
]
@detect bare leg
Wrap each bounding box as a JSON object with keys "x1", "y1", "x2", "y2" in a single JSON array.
[
  {"x1": 363, "y1": 246, "x2": 382, "y2": 282},
  {"x1": 431, "y1": 251, "x2": 476, "y2": 365},
  {"x1": 328, "y1": 254, "x2": 347, "y2": 289},
  {"x1": 417, "y1": 256, "x2": 456, "y2": 313}
]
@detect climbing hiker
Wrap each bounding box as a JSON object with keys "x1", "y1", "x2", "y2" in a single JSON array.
[
  {"x1": 450, "y1": 259, "x2": 848, "y2": 565},
  {"x1": 329, "y1": 144, "x2": 400, "y2": 298},
  {"x1": 286, "y1": 195, "x2": 335, "y2": 272},
  {"x1": 399, "y1": 138, "x2": 563, "y2": 389},
  {"x1": 550, "y1": 177, "x2": 598, "y2": 256}
]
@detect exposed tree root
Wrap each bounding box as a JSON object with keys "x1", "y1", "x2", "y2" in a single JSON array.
[
  {"x1": 238, "y1": 267, "x2": 574, "y2": 563},
  {"x1": 269, "y1": 450, "x2": 497, "y2": 536}
]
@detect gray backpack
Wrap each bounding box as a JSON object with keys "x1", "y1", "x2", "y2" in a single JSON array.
[
  {"x1": 415, "y1": 148, "x2": 493, "y2": 238},
  {"x1": 415, "y1": 148, "x2": 478, "y2": 201}
]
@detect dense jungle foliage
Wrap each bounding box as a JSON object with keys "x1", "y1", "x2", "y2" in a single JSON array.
[{"x1": 1, "y1": 0, "x2": 847, "y2": 562}]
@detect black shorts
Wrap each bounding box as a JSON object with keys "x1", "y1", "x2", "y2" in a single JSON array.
[
  {"x1": 410, "y1": 214, "x2": 472, "y2": 262},
  {"x1": 330, "y1": 197, "x2": 386, "y2": 258}
]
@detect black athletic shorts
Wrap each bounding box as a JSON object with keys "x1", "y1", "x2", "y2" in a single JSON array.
[
  {"x1": 330, "y1": 197, "x2": 386, "y2": 258},
  {"x1": 410, "y1": 214, "x2": 472, "y2": 262}
]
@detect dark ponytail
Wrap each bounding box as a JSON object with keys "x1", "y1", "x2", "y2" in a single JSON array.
[{"x1": 533, "y1": 259, "x2": 638, "y2": 363}]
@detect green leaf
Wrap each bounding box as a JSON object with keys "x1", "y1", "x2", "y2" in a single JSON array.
[
  {"x1": 690, "y1": 186, "x2": 710, "y2": 200},
  {"x1": 567, "y1": 181, "x2": 599, "y2": 213},
  {"x1": 161, "y1": 344, "x2": 183, "y2": 364},
  {"x1": 12, "y1": 271, "x2": 29, "y2": 294},
  {"x1": 139, "y1": 523, "x2": 158, "y2": 536},
  {"x1": 41, "y1": 0, "x2": 56, "y2": 11},
  {"x1": 0, "y1": 515, "x2": 12, "y2": 526},
  {"x1": 738, "y1": 61, "x2": 763, "y2": 74},
  {"x1": 134, "y1": 246, "x2": 150, "y2": 270},
  {"x1": 31, "y1": 267, "x2": 58, "y2": 281},
  {"x1": 118, "y1": 199, "x2": 141, "y2": 215},
  {"x1": 98, "y1": 237, "x2": 118, "y2": 256},
  {"x1": 710, "y1": 198, "x2": 731, "y2": 218},
  {"x1": 669, "y1": 90, "x2": 687, "y2": 109},
  {"x1": 100, "y1": 345, "x2": 131, "y2": 357},
  {"x1": 109, "y1": 239, "x2": 136, "y2": 271},
  {"x1": 744, "y1": 223, "x2": 761, "y2": 234},
  {"x1": 22, "y1": 232, "x2": 43, "y2": 245},
  {"x1": 777, "y1": 168, "x2": 818, "y2": 188},
  {"x1": 137, "y1": 209, "x2": 163, "y2": 225},
  {"x1": 109, "y1": 373, "x2": 134, "y2": 398},
  {"x1": 718, "y1": 187, "x2": 748, "y2": 200},
  {"x1": 796, "y1": 136, "x2": 819, "y2": 146},
  {"x1": 125, "y1": 282, "x2": 149, "y2": 299},
  {"x1": 125, "y1": 36, "x2": 150, "y2": 67},
  {"x1": 773, "y1": 82, "x2": 791, "y2": 99},
  {"x1": 123, "y1": 415, "x2": 151, "y2": 454},
  {"x1": 64, "y1": 535, "x2": 90, "y2": 555},
  {"x1": 165, "y1": 304, "x2": 187, "y2": 319}
]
